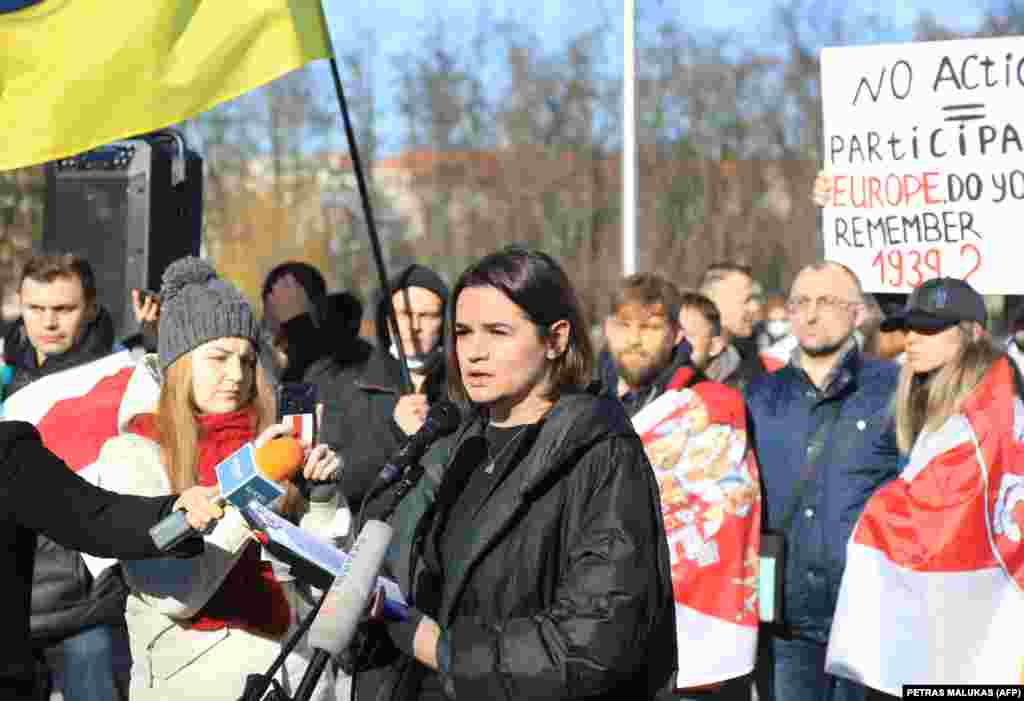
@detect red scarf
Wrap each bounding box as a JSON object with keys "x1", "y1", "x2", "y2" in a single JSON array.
[{"x1": 128, "y1": 409, "x2": 291, "y2": 638}]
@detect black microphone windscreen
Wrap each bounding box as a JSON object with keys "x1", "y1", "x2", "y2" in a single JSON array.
[{"x1": 423, "y1": 400, "x2": 461, "y2": 436}]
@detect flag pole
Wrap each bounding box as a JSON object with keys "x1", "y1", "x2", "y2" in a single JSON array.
[
  {"x1": 318, "y1": 4, "x2": 412, "y2": 393},
  {"x1": 623, "y1": 0, "x2": 638, "y2": 276}
]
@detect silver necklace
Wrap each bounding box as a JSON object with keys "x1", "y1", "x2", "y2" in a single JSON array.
[{"x1": 483, "y1": 425, "x2": 529, "y2": 475}]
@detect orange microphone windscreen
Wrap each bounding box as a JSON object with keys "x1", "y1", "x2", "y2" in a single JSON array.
[{"x1": 254, "y1": 437, "x2": 305, "y2": 482}]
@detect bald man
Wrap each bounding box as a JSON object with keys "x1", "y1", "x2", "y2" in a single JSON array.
[{"x1": 744, "y1": 262, "x2": 900, "y2": 701}]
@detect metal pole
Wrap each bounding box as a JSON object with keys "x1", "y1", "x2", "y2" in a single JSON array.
[
  {"x1": 623, "y1": 0, "x2": 638, "y2": 276},
  {"x1": 317, "y1": 3, "x2": 412, "y2": 392}
]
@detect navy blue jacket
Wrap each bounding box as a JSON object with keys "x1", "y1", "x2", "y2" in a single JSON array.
[{"x1": 746, "y1": 348, "x2": 900, "y2": 643}]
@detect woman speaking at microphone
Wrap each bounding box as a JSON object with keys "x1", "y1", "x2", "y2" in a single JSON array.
[
  {"x1": 93, "y1": 258, "x2": 341, "y2": 701},
  {"x1": 356, "y1": 247, "x2": 676, "y2": 701}
]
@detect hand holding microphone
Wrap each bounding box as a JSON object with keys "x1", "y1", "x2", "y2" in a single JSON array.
[
  {"x1": 170, "y1": 485, "x2": 224, "y2": 532},
  {"x1": 393, "y1": 393, "x2": 430, "y2": 436},
  {"x1": 261, "y1": 420, "x2": 342, "y2": 487},
  {"x1": 150, "y1": 422, "x2": 343, "y2": 551},
  {"x1": 375, "y1": 400, "x2": 461, "y2": 487},
  {"x1": 150, "y1": 426, "x2": 308, "y2": 551}
]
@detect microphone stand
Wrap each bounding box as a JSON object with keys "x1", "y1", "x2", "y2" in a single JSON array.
[
  {"x1": 237, "y1": 575, "x2": 329, "y2": 700},
  {"x1": 290, "y1": 648, "x2": 332, "y2": 701}
]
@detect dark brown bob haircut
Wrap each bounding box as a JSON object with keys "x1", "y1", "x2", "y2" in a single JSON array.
[
  {"x1": 20, "y1": 252, "x2": 97, "y2": 304},
  {"x1": 446, "y1": 247, "x2": 594, "y2": 405}
]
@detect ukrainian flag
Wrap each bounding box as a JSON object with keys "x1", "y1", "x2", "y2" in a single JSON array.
[{"x1": 0, "y1": 0, "x2": 333, "y2": 171}]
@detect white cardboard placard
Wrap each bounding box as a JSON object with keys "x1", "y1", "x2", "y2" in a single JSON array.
[{"x1": 821, "y1": 37, "x2": 1024, "y2": 294}]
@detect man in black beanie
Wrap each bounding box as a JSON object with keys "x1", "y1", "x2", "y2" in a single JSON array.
[{"x1": 320, "y1": 264, "x2": 448, "y2": 524}]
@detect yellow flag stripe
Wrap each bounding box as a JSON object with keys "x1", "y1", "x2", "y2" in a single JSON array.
[{"x1": 0, "y1": 0, "x2": 332, "y2": 171}]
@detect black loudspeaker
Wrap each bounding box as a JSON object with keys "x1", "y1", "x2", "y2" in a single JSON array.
[{"x1": 43, "y1": 130, "x2": 203, "y2": 337}]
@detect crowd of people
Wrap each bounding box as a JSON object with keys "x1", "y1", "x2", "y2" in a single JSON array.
[{"x1": 3, "y1": 213, "x2": 1023, "y2": 700}]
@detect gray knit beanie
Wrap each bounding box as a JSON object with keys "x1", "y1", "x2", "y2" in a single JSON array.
[{"x1": 157, "y1": 257, "x2": 261, "y2": 371}]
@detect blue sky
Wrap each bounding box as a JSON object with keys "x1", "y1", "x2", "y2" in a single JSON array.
[
  {"x1": 322, "y1": 0, "x2": 986, "y2": 50},
  {"x1": 317, "y1": 0, "x2": 989, "y2": 155}
]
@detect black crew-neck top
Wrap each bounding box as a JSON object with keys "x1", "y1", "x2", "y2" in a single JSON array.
[{"x1": 440, "y1": 422, "x2": 542, "y2": 562}]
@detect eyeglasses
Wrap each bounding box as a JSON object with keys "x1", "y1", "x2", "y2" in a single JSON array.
[{"x1": 785, "y1": 295, "x2": 861, "y2": 315}]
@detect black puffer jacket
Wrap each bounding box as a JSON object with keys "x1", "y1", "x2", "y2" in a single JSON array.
[
  {"x1": 357, "y1": 391, "x2": 677, "y2": 701},
  {"x1": 2, "y1": 308, "x2": 129, "y2": 646}
]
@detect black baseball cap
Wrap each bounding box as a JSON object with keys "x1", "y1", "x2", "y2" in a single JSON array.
[{"x1": 880, "y1": 277, "x2": 986, "y2": 333}]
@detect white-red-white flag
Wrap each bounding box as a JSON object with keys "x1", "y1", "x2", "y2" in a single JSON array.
[
  {"x1": 633, "y1": 368, "x2": 761, "y2": 689},
  {"x1": 827, "y1": 356, "x2": 1024, "y2": 693},
  {"x1": 3, "y1": 351, "x2": 142, "y2": 576},
  {"x1": 282, "y1": 411, "x2": 316, "y2": 444},
  {"x1": 3, "y1": 351, "x2": 137, "y2": 476}
]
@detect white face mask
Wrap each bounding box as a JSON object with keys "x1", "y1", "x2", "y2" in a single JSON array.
[
  {"x1": 390, "y1": 342, "x2": 432, "y2": 371},
  {"x1": 765, "y1": 319, "x2": 790, "y2": 340}
]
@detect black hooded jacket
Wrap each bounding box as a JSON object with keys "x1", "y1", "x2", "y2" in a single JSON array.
[
  {"x1": 320, "y1": 265, "x2": 448, "y2": 520},
  {"x1": 2, "y1": 308, "x2": 130, "y2": 647}
]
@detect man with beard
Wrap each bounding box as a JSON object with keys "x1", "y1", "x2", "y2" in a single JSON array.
[
  {"x1": 602, "y1": 275, "x2": 759, "y2": 700},
  {"x1": 600, "y1": 274, "x2": 691, "y2": 417},
  {"x1": 745, "y1": 262, "x2": 900, "y2": 701}
]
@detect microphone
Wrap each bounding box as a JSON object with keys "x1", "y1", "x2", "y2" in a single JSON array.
[
  {"x1": 292, "y1": 519, "x2": 394, "y2": 701},
  {"x1": 304, "y1": 480, "x2": 339, "y2": 504},
  {"x1": 376, "y1": 400, "x2": 461, "y2": 486},
  {"x1": 295, "y1": 455, "x2": 343, "y2": 504},
  {"x1": 149, "y1": 437, "x2": 305, "y2": 551}
]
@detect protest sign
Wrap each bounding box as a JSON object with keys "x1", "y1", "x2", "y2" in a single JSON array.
[{"x1": 821, "y1": 37, "x2": 1024, "y2": 293}]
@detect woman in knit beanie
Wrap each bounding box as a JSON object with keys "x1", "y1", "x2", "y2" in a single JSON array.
[{"x1": 93, "y1": 257, "x2": 341, "y2": 700}]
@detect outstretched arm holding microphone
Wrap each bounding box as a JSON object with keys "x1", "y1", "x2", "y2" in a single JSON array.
[
  {"x1": 149, "y1": 421, "x2": 338, "y2": 552},
  {"x1": 0, "y1": 421, "x2": 223, "y2": 697},
  {"x1": 106, "y1": 418, "x2": 339, "y2": 621}
]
